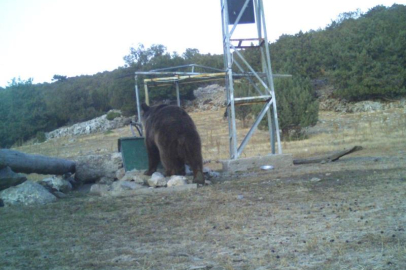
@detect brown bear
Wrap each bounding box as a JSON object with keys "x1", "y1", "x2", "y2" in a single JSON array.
[{"x1": 141, "y1": 103, "x2": 205, "y2": 184}]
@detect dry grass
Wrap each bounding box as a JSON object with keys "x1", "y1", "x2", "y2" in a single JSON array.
[
  {"x1": 15, "y1": 107, "x2": 406, "y2": 163},
  {"x1": 1, "y1": 168, "x2": 405, "y2": 269},
  {"x1": 2, "y1": 105, "x2": 405, "y2": 270}
]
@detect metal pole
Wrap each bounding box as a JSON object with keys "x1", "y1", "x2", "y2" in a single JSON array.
[
  {"x1": 237, "y1": 99, "x2": 273, "y2": 157},
  {"x1": 134, "y1": 75, "x2": 142, "y2": 125},
  {"x1": 222, "y1": 0, "x2": 238, "y2": 159},
  {"x1": 259, "y1": 0, "x2": 282, "y2": 154},
  {"x1": 221, "y1": 0, "x2": 233, "y2": 158},
  {"x1": 175, "y1": 81, "x2": 181, "y2": 107},
  {"x1": 254, "y1": 0, "x2": 275, "y2": 154},
  {"x1": 144, "y1": 82, "x2": 149, "y2": 105}
]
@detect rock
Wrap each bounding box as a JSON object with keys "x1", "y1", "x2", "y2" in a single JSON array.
[
  {"x1": 63, "y1": 173, "x2": 77, "y2": 187},
  {"x1": 135, "y1": 174, "x2": 151, "y2": 185},
  {"x1": 107, "y1": 116, "x2": 132, "y2": 130},
  {"x1": 203, "y1": 166, "x2": 221, "y2": 179},
  {"x1": 99, "y1": 176, "x2": 115, "y2": 185},
  {"x1": 112, "y1": 180, "x2": 143, "y2": 191},
  {"x1": 45, "y1": 110, "x2": 133, "y2": 140},
  {"x1": 116, "y1": 168, "x2": 126, "y2": 180},
  {"x1": 351, "y1": 101, "x2": 383, "y2": 112},
  {"x1": 0, "y1": 166, "x2": 27, "y2": 191},
  {"x1": 53, "y1": 191, "x2": 67, "y2": 198},
  {"x1": 74, "y1": 153, "x2": 122, "y2": 184},
  {"x1": 77, "y1": 183, "x2": 92, "y2": 193},
  {"x1": 89, "y1": 184, "x2": 111, "y2": 195},
  {"x1": 148, "y1": 172, "x2": 167, "y2": 187},
  {"x1": 189, "y1": 84, "x2": 226, "y2": 113},
  {"x1": 320, "y1": 97, "x2": 406, "y2": 113},
  {"x1": 111, "y1": 152, "x2": 123, "y2": 168},
  {"x1": 0, "y1": 180, "x2": 57, "y2": 206},
  {"x1": 40, "y1": 176, "x2": 72, "y2": 193},
  {"x1": 207, "y1": 171, "x2": 221, "y2": 179},
  {"x1": 167, "y1": 176, "x2": 187, "y2": 187},
  {"x1": 132, "y1": 175, "x2": 146, "y2": 185},
  {"x1": 119, "y1": 170, "x2": 145, "y2": 184},
  {"x1": 310, "y1": 177, "x2": 322, "y2": 182}
]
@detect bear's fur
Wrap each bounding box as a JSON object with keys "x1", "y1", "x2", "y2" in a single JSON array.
[{"x1": 141, "y1": 103, "x2": 204, "y2": 184}]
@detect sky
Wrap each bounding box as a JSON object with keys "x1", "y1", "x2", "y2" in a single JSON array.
[{"x1": 0, "y1": 0, "x2": 405, "y2": 88}]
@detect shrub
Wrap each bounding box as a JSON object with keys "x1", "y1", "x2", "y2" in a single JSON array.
[
  {"x1": 36, "y1": 131, "x2": 46, "y2": 143},
  {"x1": 254, "y1": 77, "x2": 319, "y2": 139},
  {"x1": 234, "y1": 79, "x2": 253, "y2": 128},
  {"x1": 106, "y1": 111, "x2": 122, "y2": 121}
]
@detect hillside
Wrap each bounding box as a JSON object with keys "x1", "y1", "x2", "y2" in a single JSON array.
[
  {"x1": 3, "y1": 85, "x2": 406, "y2": 270},
  {"x1": 15, "y1": 84, "x2": 406, "y2": 163},
  {"x1": 1, "y1": 4, "x2": 406, "y2": 148}
]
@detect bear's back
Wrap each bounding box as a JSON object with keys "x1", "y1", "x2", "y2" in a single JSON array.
[{"x1": 148, "y1": 105, "x2": 197, "y2": 132}]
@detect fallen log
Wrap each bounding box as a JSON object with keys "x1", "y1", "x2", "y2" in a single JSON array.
[
  {"x1": 293, "y1": 146, "x2": 363, "y2": 165},
  {"x1": 0, "y1": 149, "x2": 76, "y2": 175}
]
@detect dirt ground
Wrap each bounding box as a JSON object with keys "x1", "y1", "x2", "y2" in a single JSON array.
[
  {"x1": 1, "y1": 105, "x2": 406, "y2": 270},
  {"x1": 1, "y1": 151, "x2": 405, "y2": 269}
]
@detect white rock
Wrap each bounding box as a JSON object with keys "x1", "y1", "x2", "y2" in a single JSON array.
[
  {"x1": 119, "y1": 170, "x2": 145, "y2": 184},
  {"x1": 167, "y1": 176, "x2": 187, "y2": 187},
  {"x1": 75, "y1": 153, "x2": 122, "y2": 184},
  {"x1": 111, "y1": 152, "x2": 123, "y2": 167},
  {"x1": 310, "y1": 177, "x2": 322, "y2": 182},
  {"x1": 99, "y1": 176, "x2": 115, "y2": 185},
  {"x1": 116, "y1": 168, "x2": 126, "y2": 180},
  {"x1": 45, "y1": 110, "x2": 131, "y2": 140},
  {"x1": 41, "y1": 176, "x2": 72, "y2": 193},
  {"x1": 89, "y1": 184, "x2": 111, "y2": 195},
  {"x1": 203, "y1": 166, "x2": 221, "y2": 179},
  {"x1": 112, "y1": 180, "x2": 143, "y2": 191},
  {"x1": 132, "y1": 176, "x2": 145, "y2": 185},
  {"x1": 148, "y1": 172, "x2": 167, "y2": 187},
  {"x1": 0, "y1": 181, "x2": 57, "y2": 206}
]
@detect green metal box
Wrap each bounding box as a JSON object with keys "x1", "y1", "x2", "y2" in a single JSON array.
[{"x1": 118, "y1": 137, "x2": 148, "y2": 171}]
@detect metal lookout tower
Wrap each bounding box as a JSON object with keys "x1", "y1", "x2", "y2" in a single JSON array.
[{"x1": 220, "y1": 0, "x2": 283, "y2": 160}]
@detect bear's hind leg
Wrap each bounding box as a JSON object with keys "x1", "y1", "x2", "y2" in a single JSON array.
[
  {"x1": 162, "y1": 156, "x2": 184, "y2": 177},
  {"x1": 193, "y1": 170, "x2": 205, "y2": 185},
  {"x1": 144, "y1": 143, "x2": 160, "y2": 176}
]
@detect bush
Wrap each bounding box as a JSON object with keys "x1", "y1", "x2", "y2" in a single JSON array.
[
  {"x1": 121, "y1": 104, "x2": 136, "y2": 117},
  {"x1": 36, "y1": 131, "x2": 46, "y2": 143},
  {"x1": 106, "y1": 111, "x2": 122, "y2": 121},
  {"x1": 234, "y1": 79, "x2": 253, "y2": 128},
  {"x1": 254, "y1": 77, "x2": 319, "y2": 139}
]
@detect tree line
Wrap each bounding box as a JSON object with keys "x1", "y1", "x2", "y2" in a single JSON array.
[
  {"x1": 0, "y1": 4, "x2": 405, "y2": 147},
  {"x1": 270, "y1": 4, "x2": 406, "y2": 100}
]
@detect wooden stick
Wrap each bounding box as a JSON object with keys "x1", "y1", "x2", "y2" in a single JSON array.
[{"x1": 293, "y1": 146, "x2": 363, "y2": 165}]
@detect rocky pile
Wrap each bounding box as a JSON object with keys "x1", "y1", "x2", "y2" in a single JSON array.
[
  {"x1": 317, "y1": 87, "x2": 406, "y2": 113},
  {"x1": 0, "y1": 175, "x2": 74, "y2": 207},
  {"x1": 0, "y1": 152, "x2": 219, "y2": 207},
  {"x1": 185, "y1": 84, "x2": 226, "y2": 112},
  {"x1": 46, "y1": 110, "x2": 133, "y2": 140},
  {"x1": 320, "y1": 98, "x2": 406, "y2": 113},
  {"x1": 89, "y1": 171, "x2": 200, "y2": 197}
]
